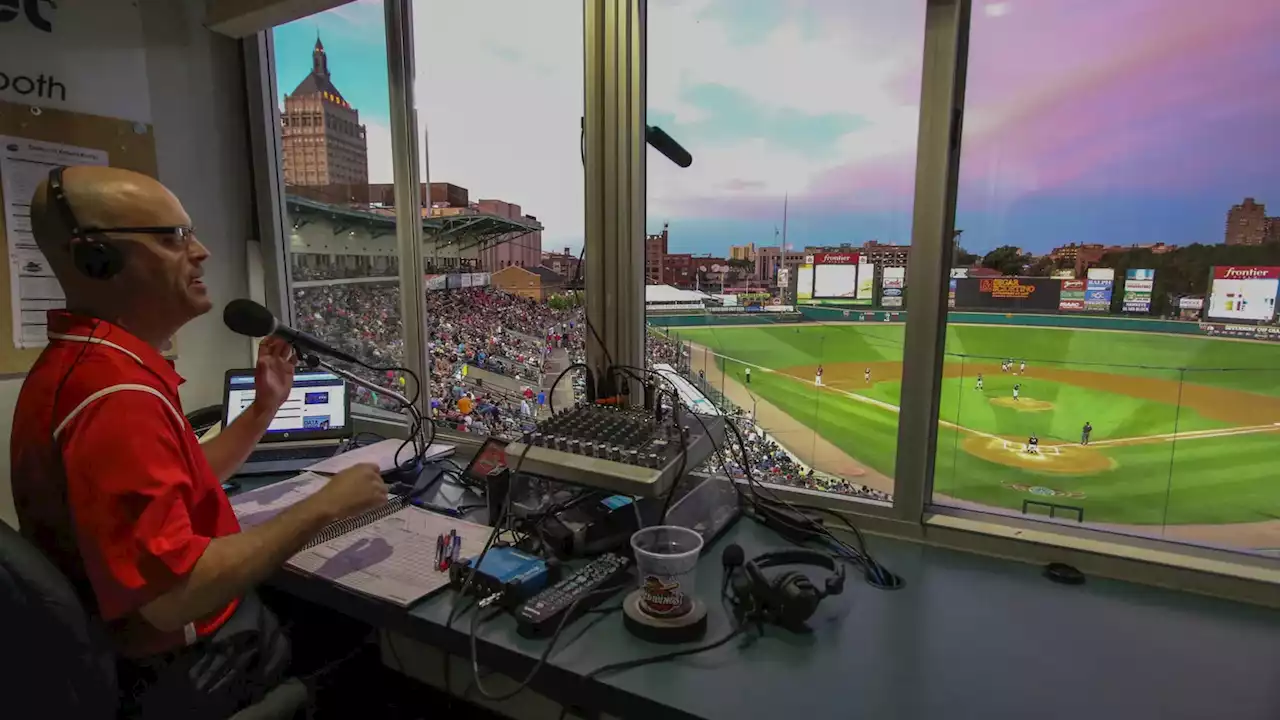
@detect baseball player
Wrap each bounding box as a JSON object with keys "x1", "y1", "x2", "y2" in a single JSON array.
[
  {"x1": 1026, "y1": 433, "x2": 1040, "y2": 454},
  {"x1": 1001, "y1": 358, "x2": 1010, "y2": 373},
  {"x1": 974, "y1": 373, "x2": 984, "y2": 390},
  {"x1": 815, "y1": 364, "x2": 824, "y2": 387},
  {"x1": 1081, "y1": 421, "x2": 1092, "y2": 445},
  {"x1": 745, "y1": 367, "x2": 751, "y2": 385},
  {"x1": 864, "y1": 367, "x2": 871, "y2": 383},
  {"x1": 1012, "y1": 383, "x2": 1021, "y2": 401},
  {"x1": 1019, "y1": 360, "x2": 1027, "y2": 375}
]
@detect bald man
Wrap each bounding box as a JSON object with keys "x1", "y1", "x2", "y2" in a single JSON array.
[{"x1": 11, "y1": 167, "x2": 387, "y2": 717}]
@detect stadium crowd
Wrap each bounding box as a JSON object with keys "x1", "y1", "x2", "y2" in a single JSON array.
[{"x1": 291, "y1": 279, "x2": 891, "y2": 502}]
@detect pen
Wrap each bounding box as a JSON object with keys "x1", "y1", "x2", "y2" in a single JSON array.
[
  {"x1": 411, "y1": 498, "x2": 462, "y2": 517},
  {"x1": 447, "y1": 529, "x2": 458, "y2": 567},
  {"x1": 435, "y1": 533, "x2": 445, "y2": 572},
  {"x1": 452, "y1": 533, "x2": 462, "y2": 566}
]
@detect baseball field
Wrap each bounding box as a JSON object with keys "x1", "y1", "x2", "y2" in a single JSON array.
[{"x1": 668, "y1": 322, "x2": 1280, "y2": 546}]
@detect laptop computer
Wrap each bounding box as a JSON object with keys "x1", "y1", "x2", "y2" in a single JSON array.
[{"x1": 224, "y1": 368, "x2": 353, "y2": 476}]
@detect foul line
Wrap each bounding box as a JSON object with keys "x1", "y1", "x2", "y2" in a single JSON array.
[{"x1": 693, "y1": 345, "x2": 1280, "y2": 451}]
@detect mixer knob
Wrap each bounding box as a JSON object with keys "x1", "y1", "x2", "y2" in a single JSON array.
[{"x1": 626, "y1": 450, "x2": 640, "y2": 465}]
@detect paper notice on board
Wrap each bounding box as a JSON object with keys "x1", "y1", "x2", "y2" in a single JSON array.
[{"x1": 0, "y1": 136, "x2": 109, "y2": 349}]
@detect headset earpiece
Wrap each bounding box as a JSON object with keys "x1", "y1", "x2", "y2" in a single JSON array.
[
  {"x1": 71, "y1": 236, "x2": 125, "y2": 280},
  {"x1": 47, "y1": 166, "x2": 125, "y2": 280},
  {"x1": 736, "y1": 549, "x2": 845, "y2": 632}
]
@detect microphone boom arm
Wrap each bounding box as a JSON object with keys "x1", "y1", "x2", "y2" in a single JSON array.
[{"x1": 298, "y1": 351, "x2": 413, "y2": 409}]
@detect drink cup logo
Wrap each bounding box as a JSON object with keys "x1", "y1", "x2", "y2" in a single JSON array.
[{"x1": 640, "y1": 574, "x2": 689, "y2": 617}]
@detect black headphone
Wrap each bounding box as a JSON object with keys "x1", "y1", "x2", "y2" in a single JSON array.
[
  {"x1": 47, "y1": 166, "x2": 126, "y2": 280},
  {"x1": 722, "y1": 544, "x2": 845, "y2": 632}
]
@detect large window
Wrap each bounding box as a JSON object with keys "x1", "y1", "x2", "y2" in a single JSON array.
[
  {"x1": 648, "y1": 0, "x2": 926, "y2": 505},
  {"x1": 274, "y1": 5, "x2": 406, "y2": 412},
  {"x1": 933, "y1": 0, "x2": 1280, "y2": 554},
  {"x1": 412, "y1": 0, "x2": 585, "y2": 440}
]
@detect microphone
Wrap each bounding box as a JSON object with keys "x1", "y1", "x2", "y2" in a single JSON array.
[
  {"x1": 646, "y1": 125, "x2": 692, "y2": 168},
  {"x1": 223, "y1": 298, "x2": 362, "y2": 366}
]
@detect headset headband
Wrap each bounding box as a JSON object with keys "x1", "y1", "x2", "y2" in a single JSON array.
[{"x1": 47, "y1": 166, "x2": 85, "y2": 239}]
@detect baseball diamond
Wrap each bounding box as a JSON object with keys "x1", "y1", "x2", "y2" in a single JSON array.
[{"x1": 668, "y1": 321, "x2": 1280, "y2": 548}]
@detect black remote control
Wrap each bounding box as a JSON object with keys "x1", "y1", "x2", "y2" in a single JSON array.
[{"x1": 515, "y1": 553, "x2": 632, "y2": 638}]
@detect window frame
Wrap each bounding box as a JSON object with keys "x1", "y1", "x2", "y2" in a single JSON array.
[{"x1": 242, "y1": 0, "x2": 1279, "y2": 600}]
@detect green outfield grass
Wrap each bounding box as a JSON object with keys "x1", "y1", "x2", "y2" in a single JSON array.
[{"x1": 669, "y1": 323, "x2": 1280, "y2": 526}]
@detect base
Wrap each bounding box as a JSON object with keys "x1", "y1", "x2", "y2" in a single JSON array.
[{"x1": 621, "y1": 590, "x2": 708, "y2": 644}]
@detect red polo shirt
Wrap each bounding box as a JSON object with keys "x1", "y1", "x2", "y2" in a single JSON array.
[{"x1": 12, "y1": 311, "x2": 240, "y2": 658}]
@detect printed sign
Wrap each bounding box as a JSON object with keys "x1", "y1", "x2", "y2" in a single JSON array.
[
  {"x1": 1123, "y1": 268, "x2": 1156, "y2": 314},
  {"x1": 1207, "y1": 266, "x2": 1280, "y2": 321},
  {"x1": 811, "y1": 252, "x2": 860, "y2": 265},
  {"x1": 954, "y1": 277, "x2": 1062, "y2": 311},
  {"x1": 1179, "y1": 297, "x2": 1204, "y2": 310}
]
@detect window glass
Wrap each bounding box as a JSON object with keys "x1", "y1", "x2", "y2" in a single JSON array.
[
  {"x1": 934, "y1": 0, "x2": 1280, "y2": 554},
  {"x1": 647, "y1": 0, "x2": 925, "y2": 504},
  {"x1": 413, "y1": 0, "x2": 586, "y2": 439},
  {"x1": 275, "y1": 7, "x2": 406, "y2": 413}
]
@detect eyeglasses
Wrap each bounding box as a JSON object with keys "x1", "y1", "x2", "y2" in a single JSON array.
[{"x1": 85, "y1": 226, "x2": 196, "y2": 242}]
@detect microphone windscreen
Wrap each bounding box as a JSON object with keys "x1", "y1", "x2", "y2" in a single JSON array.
[
  {"x1": 223, "y1": 299, "x2": 276, "y2": 338},
  {"x1": 722, "y1": 543, "x2": 745, "y2": 569}
]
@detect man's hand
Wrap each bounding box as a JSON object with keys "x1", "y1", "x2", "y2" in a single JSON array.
[
  {"x1": 310, "y1": 464, "x2": 388, "y2": 521},
  {"x1": 253, "y1": 337, "x2": 297, "y2": 413}
]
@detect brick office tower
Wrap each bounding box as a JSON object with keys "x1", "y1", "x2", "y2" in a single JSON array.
[
  {"x1": 1224, "y1": 198, "x2": 1277, "y2": 246},
  {"x1": 282, "y1": 37, "x2": 369, "y2": 204}
]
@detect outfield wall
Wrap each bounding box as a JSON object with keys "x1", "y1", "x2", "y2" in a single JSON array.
[{"x1": 646, "y1": 307, "x2": 1238, "y2": 337}]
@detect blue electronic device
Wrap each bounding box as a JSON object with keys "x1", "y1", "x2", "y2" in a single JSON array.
[{"x1": 448, "y1": 546, "x2": 558, "y2": 606}]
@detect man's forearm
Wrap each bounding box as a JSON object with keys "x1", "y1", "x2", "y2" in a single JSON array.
[
  {"x1": 140, "y1": 495, "x2": 334, "y2": 633},
  {"x1": 202, "y1": 402, "x2": 275, "y2": 482}
]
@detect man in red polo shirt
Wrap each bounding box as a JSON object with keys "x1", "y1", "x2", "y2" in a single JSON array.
[{"x1": 11, "y1": 166, "x2": 388, "y2": 717}]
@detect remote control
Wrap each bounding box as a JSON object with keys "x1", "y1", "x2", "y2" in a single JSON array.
[{"x1": 515, "y1": 553, "x2": 632, "y2": 638}]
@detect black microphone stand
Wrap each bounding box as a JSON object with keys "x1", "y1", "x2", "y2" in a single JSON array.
[{"x1": 296, "y1": 348, "x2": 427, "y2": 488}]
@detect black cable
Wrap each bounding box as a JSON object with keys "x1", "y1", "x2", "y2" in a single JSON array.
[
  {"x1": 582, "y1": 625, "x2": 747, "y2": 680},
  {"x1": 548, "y1": 362, "x2": 591, "y2": 414},
  {"x1": 466, "y1": 584, "x2": 626, "y2": 702}
]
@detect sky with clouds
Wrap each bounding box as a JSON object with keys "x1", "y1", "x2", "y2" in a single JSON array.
[{"x1": 276, "y1": 0, "x2": 1280, "y2": 257}]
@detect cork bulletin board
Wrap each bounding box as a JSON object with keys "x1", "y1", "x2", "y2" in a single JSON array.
[{"x1": 0, "y1": 99, "x2": 158, "y2": 374}]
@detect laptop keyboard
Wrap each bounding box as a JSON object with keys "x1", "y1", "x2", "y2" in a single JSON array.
[{"x1": 250, "y1": 446, "x2": 336, "y2": 463}]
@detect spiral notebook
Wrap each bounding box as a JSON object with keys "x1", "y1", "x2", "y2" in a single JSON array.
[{"x1": 231, "y1": 473, "x2": 491, "y2": 607}]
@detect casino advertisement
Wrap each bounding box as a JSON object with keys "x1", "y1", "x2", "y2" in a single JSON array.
[
  {"x1": 954, "y1": 277, "x2": 1062, "y2": 312},
  {"x1": 1058, "y1": 279, "x2": 1086, "y2": 312},
  {"x1": 1085, "y1": 268, "x2": 1115, "y2": 311},
  {"x1": 1207, "y1": 266, "x2": 1280, "y2": 322},
  {"x1": 882, "y1": 267, "x2": 905, "y2": 308},
  {"x1": 1123, "y1": 268, "x2": 1155, "y2": 313}
]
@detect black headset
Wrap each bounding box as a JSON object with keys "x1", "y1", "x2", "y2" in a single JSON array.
[
  {"x1": 722, "y1": 544, "x2": 845, "y2": 632},
  {"x1": 47, "y1": 166, "x2": 126, "y2": 280}
]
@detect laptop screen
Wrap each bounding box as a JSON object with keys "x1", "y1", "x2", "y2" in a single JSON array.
[{"x1": 223, "y1": 369, "x2": 351, "y2": 441}]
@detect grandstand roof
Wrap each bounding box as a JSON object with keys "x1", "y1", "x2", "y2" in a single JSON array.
[
  {"x1": 285, "y1": 195, "x2": 540, "y2": 250},
  {"x1": 645, "y1": 284, "x2": 708, "y2": 304}
]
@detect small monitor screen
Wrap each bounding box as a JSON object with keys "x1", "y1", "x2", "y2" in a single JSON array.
[{"x1": 225, "y1": 370, "x2": 348, "y2": 434}]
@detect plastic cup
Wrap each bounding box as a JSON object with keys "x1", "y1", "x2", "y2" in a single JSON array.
[{"x1": 630, "y1": 525, "x2": 703, "y2": 619}]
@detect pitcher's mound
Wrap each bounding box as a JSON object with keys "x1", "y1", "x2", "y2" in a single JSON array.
[
  {"x1": 990, "y1": 397, "x2": 1054, "y2": 412},
  {"x1": 962, "y1": 435, "x2": 1114, "y2": 475}
]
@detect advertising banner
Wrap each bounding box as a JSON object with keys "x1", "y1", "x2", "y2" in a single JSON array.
[
  {"x1": 1200, "y1": 322, "x2": 1280, "y2": 342},
  {"x1": 425, "y1": 273, "x2": 448, "y2": 290},
  {"x1": 1179, "y1": 297, "x2": 1204, "y2": 310},
  {"x1": 948, "y1": 278, "x2": 957, "y2": 308},
  {"x1": 954, "y1": 277, "x2": 1062, "y2": 311},
  {"x1": 1087, "y1": 267, "x2": 1116, "y2": 281},
  {"x1": 950, "y1": 268, "x2": 969, "y2": 279},
  {"x1": 1207, "y1": 266, "x2": 1280, "y2": 322},
  {"x1": 810, "y1": 252, "x2": 859, "y2": 264},
  {"x1": 1123, "y1": 268, "x2": 1155, "y2": 313},
  {"x1": 856, "y1": 262, "x2": 875, "y2": 301},
  {"x1": 1085, "y1": 278, "x2": 1114, "y2": 311},
  {"x1": 1059, "y1": 279, "x2": 1085, "y2": 312},
  {"x1": 796, "y1": 265, "x2": 814, "y2": 301},
  {"x1": 814, "y1": 263, "x2": 858, "y2": 298},
  {"x1": 1051, "y1": 269, "x2": 1076, "y2": 279}
]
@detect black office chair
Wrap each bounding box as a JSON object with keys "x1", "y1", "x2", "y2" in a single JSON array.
[{"x1": 0, "y1": 520, "x2": 308, "y2": 719}]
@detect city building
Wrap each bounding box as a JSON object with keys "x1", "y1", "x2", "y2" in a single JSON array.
[
  {"x1": 541, "y1": 247, "x2": 581, "y2": 282},
  {"x1": 368, "y1": 182, "x2": 469, "y2": 209},
  {"x1": 754, "y1": 246, "x2": 805, "y2": 285},
  {"x1": 475, "y1": 199, "x2": 543, "y2": 272},
  {"x1": 490, "y1": 264, "x2": 563, "y2": 302},
  {"x1": 646, "y1": 224, "x2": 669, "y2": 284},
  {"x1": 281, "y1": 37, "x2": 368, "y2": 203},
  {"x1": 855, "y1": 240, "x2": 910, "y2": 268},
  {"x1": 729, "y1": 243, "x2": 756, "y2": 261},
  {"x1": 1224, "y1": 198, "x2": 1278, "y2": 245},
  {"x1": 662, "y1": 253, "x2": 694, "y2": 287}
]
